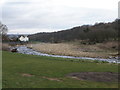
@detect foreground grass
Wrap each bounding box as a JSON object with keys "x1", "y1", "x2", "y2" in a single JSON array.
[
  {"x1": 0, "y1": 51, "x2": 2, "y2": 89},
  {"x1": 3, "y1": 51, "x2": 118, "y2": 88}
]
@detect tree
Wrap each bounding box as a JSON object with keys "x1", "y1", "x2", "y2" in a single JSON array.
[{"x1": 0, "y1": 22, "x2": 8, "y2": 41}]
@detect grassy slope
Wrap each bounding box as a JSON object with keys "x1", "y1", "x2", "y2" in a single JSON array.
[{"x1": 3, "y1": 51, "x2": 118, "y2": 88}]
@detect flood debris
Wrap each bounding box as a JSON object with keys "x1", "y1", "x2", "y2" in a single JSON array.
[
  {"x1": 22, "y1": 73, "x2": 34, "y2": 77},
  {"x1": 42, "y1": 76, "x2": 62, "y2": 82}
]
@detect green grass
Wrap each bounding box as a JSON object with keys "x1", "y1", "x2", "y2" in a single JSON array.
[
  {"x1": 0, "y1": 51, "x2": 2, "y2": 89},
  {"x1": 2, "y1": 51, "x2": 118, "y2": 88}
]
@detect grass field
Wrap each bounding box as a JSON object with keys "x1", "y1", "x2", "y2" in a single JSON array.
[
  {"x1": 27, "y1": 41, "x2": 118, "y2": 59},
  {"x1": 0, "y1": 51, "x2": 2, "y2": 89},
  {"x1": 3, "y1": 51, "x2": 118, "y2": 88}
]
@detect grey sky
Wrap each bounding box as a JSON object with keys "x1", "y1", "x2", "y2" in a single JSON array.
[{"x1": 0, "y1": 0, "x2": 119, "y2": 34}]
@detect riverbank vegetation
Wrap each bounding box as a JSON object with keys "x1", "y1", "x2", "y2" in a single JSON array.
[
  {"x1": 27, "y1": 41, "x2": 118, "y2": 59},
  {"x1": 0, "y1": 43, "x2": 9, "y2": 51},
  {"x1": 3, "y1": 51, "x2": 119, "y2": 88}
]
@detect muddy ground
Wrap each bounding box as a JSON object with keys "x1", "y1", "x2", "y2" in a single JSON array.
[{"x1": 67, "y1": 72, "x2": 119, "y2": 82}]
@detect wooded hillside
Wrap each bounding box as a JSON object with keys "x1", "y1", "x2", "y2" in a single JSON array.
[{"x1": 29, "y1": 19, "x2": 119, "y2": 44}]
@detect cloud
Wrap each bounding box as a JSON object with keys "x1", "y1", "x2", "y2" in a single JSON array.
[
  {"x1": 118, "y1": 1, "x2": 120, "y2": 19},
  {"x1": 9, "y1": 28, "x2": 56, "y2": 34},
  {"x1": 1, "y1": 0, "x2": 119, "y2": 34}
]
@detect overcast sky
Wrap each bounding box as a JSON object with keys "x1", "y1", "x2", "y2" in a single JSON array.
[{"x1": 0, "y1": 0, "x2": 119, "y2": 34}]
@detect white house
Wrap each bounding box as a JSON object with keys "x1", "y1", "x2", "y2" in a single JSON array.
[
  {"x1": 24, "y1": 36, "x2": 29, "y2": 42},
  {"x1": 19, "y1": 36, "x2": 29, "y2": 42}
]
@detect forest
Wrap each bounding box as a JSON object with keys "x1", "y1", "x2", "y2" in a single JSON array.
[{"x1": 28, "y1": 19, "x2": 119, "y2": 44}]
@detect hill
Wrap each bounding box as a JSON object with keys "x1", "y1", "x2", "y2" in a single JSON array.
[{"x1": 28, "y1": 19, "x2": 119, "y2": 44}]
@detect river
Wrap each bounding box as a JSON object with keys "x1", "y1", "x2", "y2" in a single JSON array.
[{"x1": 14, "y1": 46, "x2": 119, "y2": 63}]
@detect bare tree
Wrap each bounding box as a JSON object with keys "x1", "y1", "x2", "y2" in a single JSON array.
[
  {"x1": 0, "y1": 22, "x2": 8, "y2": 41},
  {"x1": 0, "y1": 22, "x2": 8, "y2": 35}
]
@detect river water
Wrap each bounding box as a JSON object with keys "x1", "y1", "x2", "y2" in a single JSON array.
[{"x1": 15, "y1": 46, "x2": 119, "y2": 63}]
